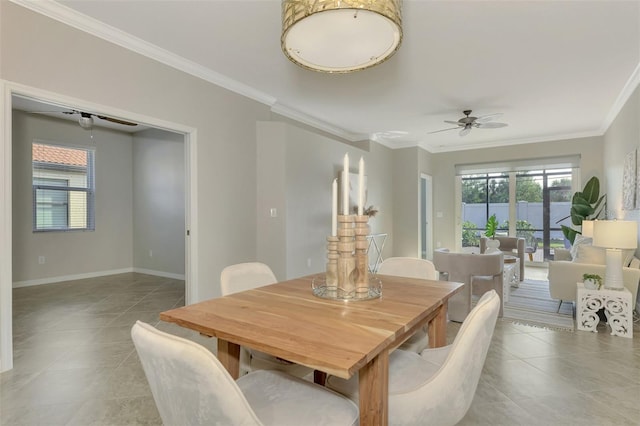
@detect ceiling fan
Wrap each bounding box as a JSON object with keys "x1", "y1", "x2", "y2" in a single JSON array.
[
  {"x1": 429, "y1": 110, "x2": 508, "y2": 137},
  {"x1": 31, "y1": 109, "x2": 137, "y2": 130}
]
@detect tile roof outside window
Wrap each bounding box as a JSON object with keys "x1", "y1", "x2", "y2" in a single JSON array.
[{"x1": 32, "y1": 143, "x2": 87, "y2": 167}]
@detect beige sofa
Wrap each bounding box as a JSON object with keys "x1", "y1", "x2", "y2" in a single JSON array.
[{"x1": 548, "y1": 247, "x2": 640, "y2": 308}]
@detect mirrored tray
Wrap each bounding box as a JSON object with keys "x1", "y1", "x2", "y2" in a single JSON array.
[{"x1": 311, "y1": 276, "x2": 382, "y2": 301}]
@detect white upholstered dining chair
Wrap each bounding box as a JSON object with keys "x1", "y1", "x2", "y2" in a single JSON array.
[
  {"x1": 377, "y1": 257, "x2": 437, "y2": 353},
  {"x1": 326, "y1": 290, "x2": 500, "y2": 426},
  {"x1": 220, "y1": 262, "x2": 313, "y2": 378},
  {"x1": 132, "y1": 321, "x2": 359, "y2": 426}
]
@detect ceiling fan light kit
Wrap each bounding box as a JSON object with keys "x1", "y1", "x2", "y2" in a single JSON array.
[
  {"x1": 430, "y1": 109, "x2": 509, "y2": 137},
  {"x1": 78, "y1": 114, "x2": 94, "y2": 130},
  {"x1": 281, "y1": 0, "x2": 403, "y2": 73}
]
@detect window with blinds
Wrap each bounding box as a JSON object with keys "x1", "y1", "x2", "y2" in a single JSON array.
[{"x1": 32, "y1": 141, "x2": 95, "y2": 231}]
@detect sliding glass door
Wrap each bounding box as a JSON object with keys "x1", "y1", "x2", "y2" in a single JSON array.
[
  {"x1": 461, "y1": 168, "x2": 572, "y2": 261},
  {"x1": 515, "y1": 169, "x2": 572, "y2": 261},
  {"x1": 461, "y1": 173, "x2": 509, "y2": 250}
]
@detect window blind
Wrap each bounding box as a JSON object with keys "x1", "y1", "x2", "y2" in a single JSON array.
[{"x1": 455, "y1": 155, "x2": 580, "y2": 176}]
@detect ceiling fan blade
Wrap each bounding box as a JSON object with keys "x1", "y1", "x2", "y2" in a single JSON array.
[
  {"x1": 476, "y1": 122, "x2": 508, "y2": 129},
  {"x1": 475, "y1": 113, "x2": 503, "y2": 123},
  {"x1": 96, "y1": 115, "x2": 138, "y2": 126},
  {"x1": 444, "y1": 120, "x2": 463, "y2": 126},
  {"x1": 428, "y1": 127, "x2": 460, "y2": 134},
  {"x1": 459, "y1": 127, "x2": 472, "y2": 137},
  {"x1": 28, "y1": 110, "x2": 74, "y2": 115}
]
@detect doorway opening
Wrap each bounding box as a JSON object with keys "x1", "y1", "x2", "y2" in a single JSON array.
[
  {"x1": 420, "y1": 174, "x2": 433, "y2": 260},
  {"x1": 1, "y1": 83, "x2": 198, "y2": 372}
]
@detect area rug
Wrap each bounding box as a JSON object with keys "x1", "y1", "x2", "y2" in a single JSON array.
[{"x1": 503, "y1": 279, "x2": 575, "y2": 331}]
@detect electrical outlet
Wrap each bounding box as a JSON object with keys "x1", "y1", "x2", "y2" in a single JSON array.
[
  {"x1": 270, "y1": 208, "x2": 277, "y2": 217},
  {"x1": 149, "y1": 250, "x2": 153, "y2": 258},
  {"x1": 307, "y1": 258, "x2": 312, "y2": 268},
  {"x1": 38, "y1": 256, "x2": 45, "y2": 264}
]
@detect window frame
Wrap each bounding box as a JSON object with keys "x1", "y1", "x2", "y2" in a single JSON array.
[{"x1": 32, "y1": 141, "x2": 96, "y2": 232}]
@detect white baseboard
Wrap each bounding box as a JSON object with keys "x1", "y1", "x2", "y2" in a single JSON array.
[
  {"x1": 12, "y1": 268, "x2": 135, "y2": 288},
  {"x1": 132, "y1": 268, "x2": 185, "y2": 280},
  {"x1": 12, "y1": 267, "x2": 185, "y2": 288}
]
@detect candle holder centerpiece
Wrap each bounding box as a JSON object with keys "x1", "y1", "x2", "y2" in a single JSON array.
[
  {"x1": 313, "y1": 153, "x2": 381, "y2": 300},
  {"x1": 312, "y1": 214, "x2": 382, "y2": 301}
]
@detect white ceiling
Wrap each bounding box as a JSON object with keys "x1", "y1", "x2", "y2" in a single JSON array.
[{"x1": 17, "y1": 0, "x2": 640, "y2": 152}]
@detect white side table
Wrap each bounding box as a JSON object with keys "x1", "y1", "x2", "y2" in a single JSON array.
[
  {"x1": 503, "y1": 256, "x2": 520, "y2": 287},
  {"x1": 576, "y1": 283, "x2": 633, "y2": 338},
  {"x1": 502, "y1": 259, "x2": 519, "y2": 303}
]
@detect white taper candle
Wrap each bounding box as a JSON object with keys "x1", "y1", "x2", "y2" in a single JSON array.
[
  {"x1": 343, "y1": 153, "x2": 349, "y2": 215},
  {"x1": 358, "y1": 156, "x2": 364, "y2": 216},
  {"x1": 332, "y1": 178, "x2": 337, "y2": 236}
]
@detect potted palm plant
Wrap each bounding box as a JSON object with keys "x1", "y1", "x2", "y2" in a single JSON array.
[
  {"x1": 559, "y1": 176, "x2": 606, "y2": 244},
  {"x1": 484, "y1": 214, "x2": 501, "y2": 253}
]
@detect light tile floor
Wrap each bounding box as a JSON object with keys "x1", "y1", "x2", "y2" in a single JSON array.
[{"x1": 1, "y1": 273, "x2": 639, "y2": 425}]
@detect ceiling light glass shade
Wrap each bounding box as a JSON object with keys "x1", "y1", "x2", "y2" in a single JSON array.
[
  {"x1": 78, "y1": 116, "x2": 94, "y2": 129},
  {"x1": 281, "y1": 0, "x2": 403, "y2": 73}
]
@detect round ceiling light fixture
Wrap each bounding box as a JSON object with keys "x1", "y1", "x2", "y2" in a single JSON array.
[
  {"x1": 281, "y1": 0, "x2": 403, "y2": 73},
  {"x1": 78, "y1": 114, "x2": 94, "y2": 129}
]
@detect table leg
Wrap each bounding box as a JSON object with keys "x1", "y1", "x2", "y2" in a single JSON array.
[
  {"x1": 313, "y1": 370, "x2": 327, "y2": 386},
  {"x1": 358, "y1": 349, "x2": 389, "y2": 426},
  {"x1": 217, "y1": 339, "x2": 240, "y2": 379},
  {"x1": 428, "y1": 304, "x2": 448, "y2": 348}
]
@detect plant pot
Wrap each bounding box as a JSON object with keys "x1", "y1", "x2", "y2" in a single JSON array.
[
  {"x1": 584, "y1": 278, "x2": 600, "y2": 290},
  {"x1": 485, "y1": 239, "x2": 501, "y2": 254}
]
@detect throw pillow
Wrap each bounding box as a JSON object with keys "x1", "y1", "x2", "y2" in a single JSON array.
[
  {"x1": 572, "y1": 244, "x2": 606, "y2": 265},
  {"x1": 570, "y1": 234, "x2": 593, "y2": 260},
  {"x1": 622, "y1": 249, "x2": 636, "y2": 267}
]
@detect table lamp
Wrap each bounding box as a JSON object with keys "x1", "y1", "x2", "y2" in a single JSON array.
[
  {"x1": 592, "y1": 220, "x2": 638, "y2": 290},
  {"x1": 581, "y1": 220, "x2": 594, "y2": 238}
]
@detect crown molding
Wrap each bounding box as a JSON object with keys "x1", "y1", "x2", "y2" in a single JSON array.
[
  {"x1": 11, "y1": 0, "x2": 637, "y2": 153},
  {"x1": 11, "y1": 0, "x2": 377, "y2": 143},
  {"x1": 600, "y1": 62, "x2": 640, "y2": 134},
  {"x1": 270, "y1": 103, "x2": 365, "y2": 142},
  {"x1": 10, "y1": 0, "x2": 277, "y2": 107},
  {"x1": 423, "y1": 129, "x2": 603, "y2": 154}
]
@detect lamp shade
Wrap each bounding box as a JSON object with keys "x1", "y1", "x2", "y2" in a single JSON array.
[
  {"x1": 281, "y1": 0, "x2": 403, "y2": 73},
  {"x1": 592, "y1": 220, "x2": 638, "y2": 249},
  {"x1": 581, "y1": 220, "x2": 594, "y2": 238}
]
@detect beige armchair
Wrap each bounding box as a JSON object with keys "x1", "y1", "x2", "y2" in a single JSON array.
[
  {"x1": 433, "y1": 249, "x2": 503, "y2": 322},
  {"x1": 480, "y1": 236, "x2": 525, "y2": 280}
]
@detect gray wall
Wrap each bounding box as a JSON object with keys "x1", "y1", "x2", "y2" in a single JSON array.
[
  {"x1": 132, "y1": 129, "x2": 185, "y2": 277},
  {"x1": 604, "y1": 84, "x2": 640, "y2": 220},
  {"x1": 603, "y1": 84, "x2": 640, "y2": 310},
  {"x1": 392, "y1": 147, "x2": 434, "y2": 258},
  {"x1": 2, "y1": 2, "x2": 270, "y2": 301},
  {"x1": 256, "y1": 122, "x2": 393, "y2": 280},
  {"x1": 430, "y1": 136, "x2": 604, "y2": 251},
  {"x1": 12, "y1": 110, "x2": 133, "y2": 283}
]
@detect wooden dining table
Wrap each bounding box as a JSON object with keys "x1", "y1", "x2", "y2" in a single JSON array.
[{"x1": 160, "y1": 273, "x2": 463, "y2": 426}]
